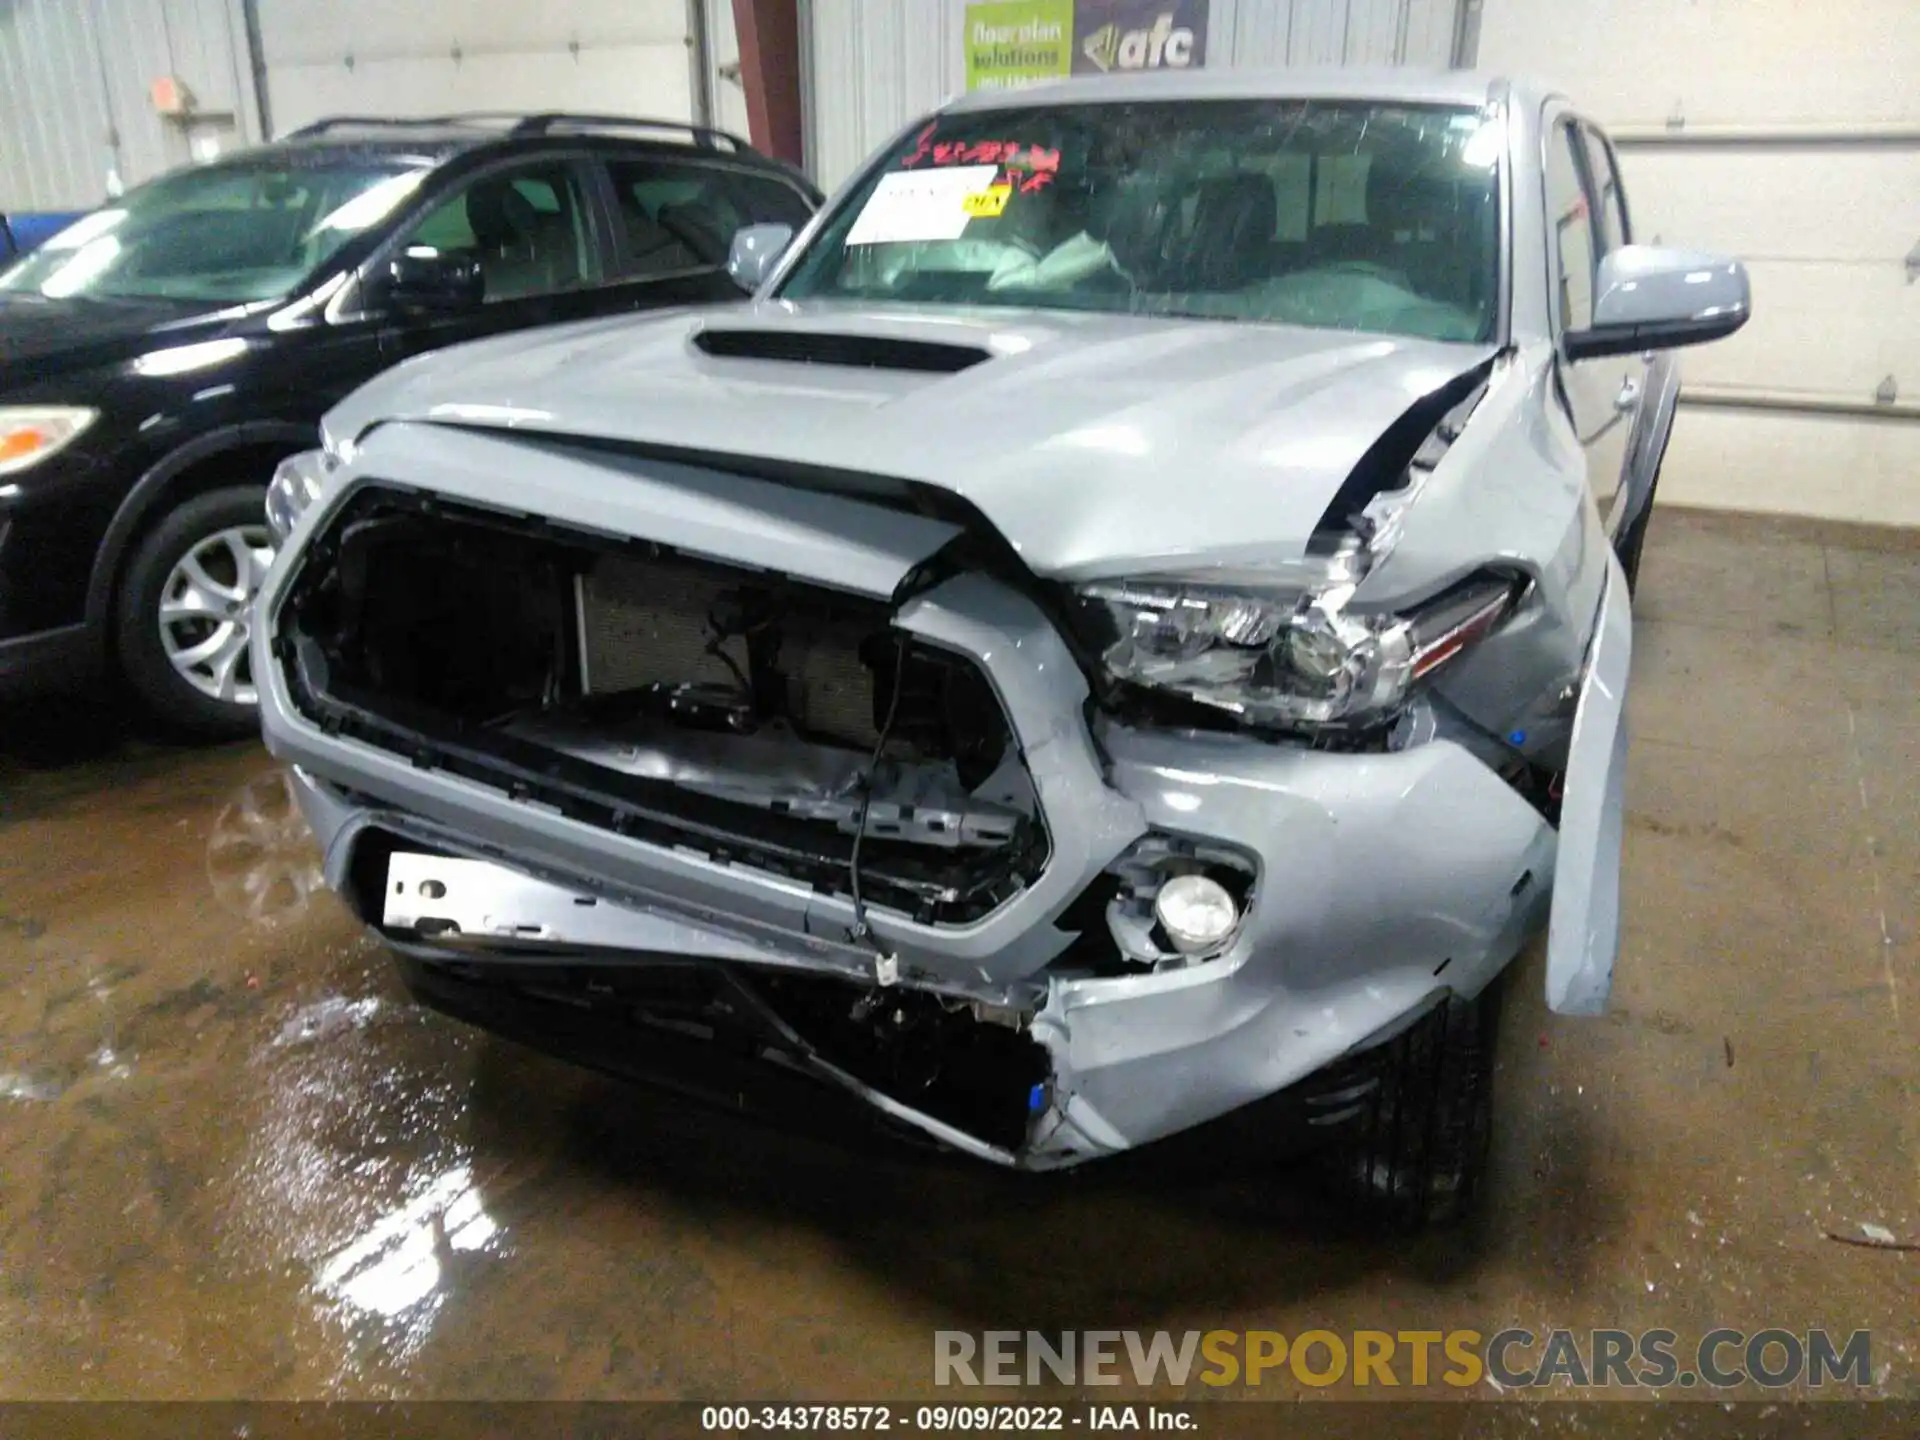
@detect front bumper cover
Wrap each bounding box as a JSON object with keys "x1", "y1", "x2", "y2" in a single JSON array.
[
  {"x1": 275, "y1": 714, "x2": 1554, "y2": 1169},
  {"x1": 255, "y1": 421, "x2": 1567, "y2": 1169}
]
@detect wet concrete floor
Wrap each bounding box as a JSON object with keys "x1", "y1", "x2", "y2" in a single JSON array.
[{"x1": 0, "y1": 513, "x2": 1914, "y2": 1413}]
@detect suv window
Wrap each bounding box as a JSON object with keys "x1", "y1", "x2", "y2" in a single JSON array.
[
  {"x1": 0, "y1": 160, "x2": 426, "y2": 302},
  {"x1": 401, "y1": 162, "x2": 592, "y2": 302},
  {"x1": 1578, "y1": 125, "x2": 1628, "y2": 254},
  {"x1": 1545, "y1": 119, "x2": 1595, "y2": 333},
  {"x1": 607, "y1": 158, "x2": 813, "y2": 275}
]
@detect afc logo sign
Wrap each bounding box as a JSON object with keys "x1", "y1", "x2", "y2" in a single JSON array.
[{"x1": 1074, "y1": 3, "x2": 1208, "y2": 74}]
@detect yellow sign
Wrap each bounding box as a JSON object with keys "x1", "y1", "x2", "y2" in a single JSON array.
[{"x1": 963, "y1": 184, "x2": 1012, "y2": 218}]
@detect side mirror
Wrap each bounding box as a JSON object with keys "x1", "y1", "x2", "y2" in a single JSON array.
[
  {"x1": 1564, "y1": 244, "x2": 1751, "y2": 361},
  {"x1": 385, "y1": 249, "x2": 485, "y2": 313},
  {"x1": 727, "y1": 223, "x2": 793, "y2": 293}
]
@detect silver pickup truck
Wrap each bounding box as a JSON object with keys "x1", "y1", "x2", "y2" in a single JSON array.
[{"x1": 256, "y1": 68, "x2": 1749, "y2": 1226}]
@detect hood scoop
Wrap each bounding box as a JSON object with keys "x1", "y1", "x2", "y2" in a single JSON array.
[{"x1": 692, "y1": 327, "x2": 992, "y2": 374}]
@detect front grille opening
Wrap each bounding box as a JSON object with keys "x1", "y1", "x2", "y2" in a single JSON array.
[{"x1": 278, "y1": 487, "x2": 1047, "y2": 925}]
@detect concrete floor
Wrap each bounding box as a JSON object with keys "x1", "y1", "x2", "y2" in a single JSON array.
[{"x1": 1, "y1": 514, "x2": 1914, "y2": 1417}]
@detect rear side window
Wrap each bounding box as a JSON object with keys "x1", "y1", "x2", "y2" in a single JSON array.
[
  {"x1": 400, "y1": 161, "x2": 593, "y2": 301},
  {"x1": 1545, "y1": 118, "x2": 1595, "y2": 332},
  {"x1": 410, "y1": 177, "x2": 570, "y2": 249},
  {"x1": 607, "y1": 158, "x2": 813, "y2": 275}
]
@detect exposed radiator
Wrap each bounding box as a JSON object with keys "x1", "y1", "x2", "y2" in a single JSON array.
[{"x1": 577, "y1": 553, "x2": 879, "y2": 748}]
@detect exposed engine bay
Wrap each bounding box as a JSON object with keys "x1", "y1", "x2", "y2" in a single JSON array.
[{"x1": 276, "y1": 487, "x2": 1049, "y2": 925}]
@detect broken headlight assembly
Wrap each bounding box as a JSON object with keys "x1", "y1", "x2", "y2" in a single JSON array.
[{"x1": 1073, "y1": 570, "x2": 1524, "y2": 731}]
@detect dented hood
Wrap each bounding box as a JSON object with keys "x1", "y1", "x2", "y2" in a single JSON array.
[{"x1": 327, "y1": 301, "x2": 1496, "y2": 581}]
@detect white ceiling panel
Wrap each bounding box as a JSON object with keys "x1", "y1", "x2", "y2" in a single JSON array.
[
  {"x1": 256, "y1": 0, "x2": 689, "y2": 67},
  {"x1": 268, "y1": 44, "x2": 694, "y2": 134}
]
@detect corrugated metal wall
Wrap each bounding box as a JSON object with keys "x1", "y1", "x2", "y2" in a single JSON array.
[
  {"x1": 0, "y1": 0, "x2": 260, "y2": 210},
  {"x1": 803, "y1": 0, "x2": 1461, "y2": 191},
  {"x1": 254, "y1": 0, "x2": 697, "y2": 137},
  {"x1": 6, "y1": 0, "x2": 1458, "y2": 208},
  {"x1": 1220, "y1": 0, "x2": 1458, "y2": 68}
]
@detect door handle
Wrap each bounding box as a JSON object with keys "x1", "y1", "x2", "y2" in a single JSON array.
[{"x1": 1614, "y1": 377, "x2": 1641, "y2": 413}]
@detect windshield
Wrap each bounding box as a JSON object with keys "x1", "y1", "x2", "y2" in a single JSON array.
[
  {"x1": 779, "y1": 100, "x2": 1503, "y2": 342},
  {"x1": 0, "y1": 158, "x2": 431, "y2": 304}
]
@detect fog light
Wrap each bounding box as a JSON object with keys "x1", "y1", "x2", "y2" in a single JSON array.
[{"x1": 1152, "y1": 873, "x2": 1239, "y2": 955}]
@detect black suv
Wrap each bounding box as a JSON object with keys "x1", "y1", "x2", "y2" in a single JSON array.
[{"x1": 0, "y1": 114, "x2": 818, "y2": 735}]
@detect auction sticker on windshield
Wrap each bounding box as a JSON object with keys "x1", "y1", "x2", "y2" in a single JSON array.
[
  {"x1": 962, "y1": 183, "x2": 1013, "y2": 217},
  {"x1": 845, "y1": 165, "x2": 1002, "y2": 245}
]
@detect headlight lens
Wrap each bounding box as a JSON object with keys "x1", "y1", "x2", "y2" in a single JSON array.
[
  {"x1": 0, "y1": 406, "x2": 97, "y2": 477},
  {"x1": 265, "y1": 448, "x2": 333, "y2": 543},
  {"x1": 1075, "y1": 572, "x2": 1521, "y2": 730}
]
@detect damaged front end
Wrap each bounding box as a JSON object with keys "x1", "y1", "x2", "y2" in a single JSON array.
[
  {"x1": 267, "y1": 459, "x2": 1323, "y2": 1166},
  {"x1": 261, "y1": 437, "x2": 1155, "y2": 1165},
  {"x1": 281, "y1": 486, "x2": 1048, "y2": 928},
  {"x1": 271, "y1": 483, "x2": 1085, "y2": 1160},
  {"x1": 257, "y1": 329, "x2": 1619, "y2": 1172}
]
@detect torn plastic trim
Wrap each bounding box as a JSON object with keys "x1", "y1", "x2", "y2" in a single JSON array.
[
  {"x1": 380, "y1": 849, "x2": 1053, "y2": 1155},
  {"x1": 395, "y1": 936, "x2": 1038, "y2": 1167},
  {"x1": 1390, "y1": 688, "x2": 1562, "y2": 822},
  {"x1": 262, "y1": 529, "x2": 1147, "y2": 987},
  {"x1": 392, "y1": 925, "x2": 1449, "y2": 1171},
  {"x1": 376, "y1": 826, "x2": 1244, "y2": 996}
]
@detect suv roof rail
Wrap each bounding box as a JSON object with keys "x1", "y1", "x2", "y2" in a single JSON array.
[
  {"x1": 281, "y1": 112, "x2": 755, "y2": 153},
  {"x1": 508, "y1": 113, "x2": 752, "y2": 151},
  {"x1": 282, "y1": 113, "x2": 528, "y2": 138}
]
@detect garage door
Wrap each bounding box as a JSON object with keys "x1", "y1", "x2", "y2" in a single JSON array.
[
  {"x1": 1476, "y1": 0, "x2": 1920, "y2": 526},
  {"x1": 257, "y1": 0, "x2": 699, "y2": 137}
]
